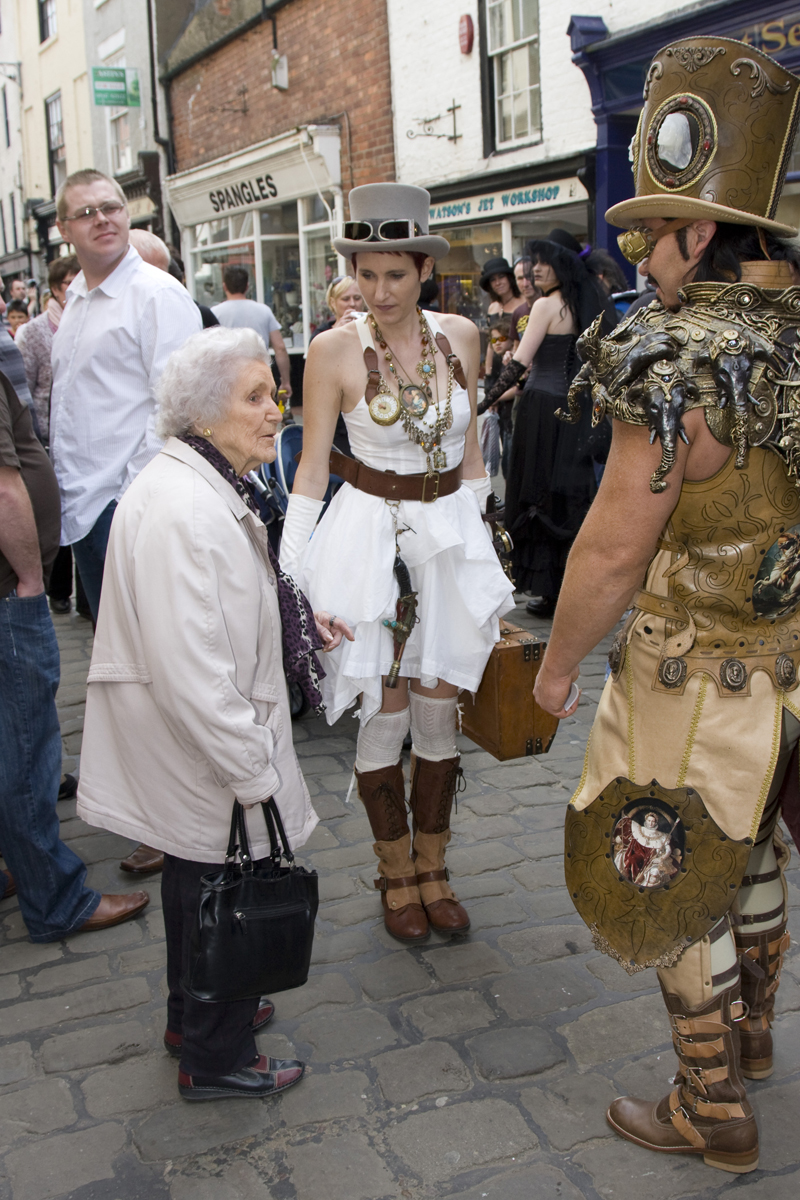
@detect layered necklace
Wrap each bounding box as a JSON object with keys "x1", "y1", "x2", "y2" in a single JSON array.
[{"x1": 367, "y1": 307, "x2": 454, "y2": 471}]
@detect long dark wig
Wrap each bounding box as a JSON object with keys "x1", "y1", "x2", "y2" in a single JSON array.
[
  {"x1": 526, "y1": 238, "x2": 617, "y2": 335},
  {"x1": 676, "y1": 222, "x2": 800, "y2": 283}
]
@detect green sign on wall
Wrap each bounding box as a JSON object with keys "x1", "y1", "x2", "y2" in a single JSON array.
[{"x1": 92, "y1": 67, "x2": 141, "y2": 107}]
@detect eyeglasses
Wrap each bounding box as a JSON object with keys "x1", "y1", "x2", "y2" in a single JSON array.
[
  {"x1": 343, "y1": 218, "x2": 423, "y2": 242},
  {"x1": 63, "y1": 201, "x2": 126, "y2": 223}
]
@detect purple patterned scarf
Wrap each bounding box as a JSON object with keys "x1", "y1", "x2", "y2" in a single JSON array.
[{"x1": 179, "y1": 434, "x2": 326, "y2": 715}]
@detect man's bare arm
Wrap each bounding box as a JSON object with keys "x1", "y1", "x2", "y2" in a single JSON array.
[
  {"x1": 0, "y1": 466, "x2": 44, "y2": 595},
  {"x1": 268, "y1": 331, "x2": 293, "y2": 399},
  {"x1": 534, "y1": 416, "x2": 696, "y2": 715}
]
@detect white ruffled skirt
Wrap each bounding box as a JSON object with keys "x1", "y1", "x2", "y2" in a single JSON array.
[{"x1": 296, "y1": 482, "x2": 516, "y2": 724}]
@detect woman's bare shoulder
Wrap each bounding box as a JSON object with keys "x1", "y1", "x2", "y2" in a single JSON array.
[
  {"x1": 307, "y1": 320, "x2": 363, "y2": 365},
  {"x1": 435, "y1": 312, "x2": 479, "y2": 341}
]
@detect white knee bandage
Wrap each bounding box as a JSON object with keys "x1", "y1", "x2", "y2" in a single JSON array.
[
  {"x1": 355, "y1": 708, "x2": 410, "y2": 773},
  {"x1": 409, "y1": 692, "x2": 458, "y2": 762}
]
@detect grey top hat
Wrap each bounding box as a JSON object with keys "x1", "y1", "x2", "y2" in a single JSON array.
[{"x1": 333, "y1": 183, "x2": 450, "y2": 261}]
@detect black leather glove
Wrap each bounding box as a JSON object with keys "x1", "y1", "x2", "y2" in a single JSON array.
[{"x1": 482, "y1": 358, "x2": 526, "y2": 408}]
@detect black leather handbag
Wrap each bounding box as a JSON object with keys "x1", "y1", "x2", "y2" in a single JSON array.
[{"x1": 182, "y1": 798, "x2": 318, "y2": 1002}]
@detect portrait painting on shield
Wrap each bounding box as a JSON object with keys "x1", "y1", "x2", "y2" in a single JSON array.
[
  {"x1": 753, "y1": 524, "x2": 800, "y2": 620},
  {"x1": 612, "y1": 800, "x2": 685, "y2": 889}
]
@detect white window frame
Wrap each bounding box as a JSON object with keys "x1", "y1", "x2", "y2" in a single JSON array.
[
  {"x1": 104, "y1": 49, "x2": 132, "y2": 176},
  {"x1": 487, "y1": 0, "x2": 541, "y2": 150}
]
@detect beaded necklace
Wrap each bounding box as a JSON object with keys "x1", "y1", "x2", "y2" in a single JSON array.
[{"x1": 367, "y1": 307, "x2": 454, "y2": 471}]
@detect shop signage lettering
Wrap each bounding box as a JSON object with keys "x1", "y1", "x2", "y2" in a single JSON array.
[
  {"x1": 209, "y1": 175, "x2": 278, "y2": 213},
  {"x1": 739, "y1": 14, "x2": 800, "y2": 54},
  {"x1": 429, "y1": 177, "x2": 586, "y2": 225}
]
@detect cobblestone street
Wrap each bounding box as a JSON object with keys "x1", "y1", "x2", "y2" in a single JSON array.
[{"x1": 0, "y1": 600, "x2": 798, "y2": 1200}]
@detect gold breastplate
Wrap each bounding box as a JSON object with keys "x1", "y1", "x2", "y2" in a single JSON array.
[{"x1": 637, "y1": 447, "x2": 800, "y2": 695}]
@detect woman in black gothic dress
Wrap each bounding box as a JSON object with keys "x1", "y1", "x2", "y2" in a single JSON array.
[{"x1": 484, "y1": 231, "x2": 617, "y2": 616}]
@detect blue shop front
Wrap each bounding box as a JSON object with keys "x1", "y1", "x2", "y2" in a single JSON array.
[{"x1": 570, "y1": 0, "x2": 800, "y2": 283}]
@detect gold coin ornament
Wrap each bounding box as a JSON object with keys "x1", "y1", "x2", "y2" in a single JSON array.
[
  {"x1": 400, "y1": 385, "x2": 430, "y2": 418},
  {"x1": 368, "y1": 392, "x2": 402, "y2": 425}
]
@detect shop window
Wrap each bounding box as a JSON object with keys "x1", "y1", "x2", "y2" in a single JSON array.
[
  {"x1": 193, "y1": 245, "x2": 256, "y2": 308},
  {"x1": 39, "y1": 0, "x2": 57, "y2": 42},
  {"x1": 434, "y1": 222, "x2": 503, "y2": 324},
  {"x1": 45, "y1": 91, "x2": 66, "y2": 196},
  {"x1": 260, "y1": 203, "x2": 299, "y2": 235},
  {"x1": 262, "y1": 240, "x2": 302, "y2": 344},
  {"x1": 486, "y1": 0, "x2": 541, "y2": 149},
  {"x1": 306, "y1": 228, "x2": 342, "y2": 336}
]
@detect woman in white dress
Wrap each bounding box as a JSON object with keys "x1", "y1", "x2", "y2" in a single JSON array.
[{"x1": 280, "y1": 184, "x2": 515, "y2": 942}]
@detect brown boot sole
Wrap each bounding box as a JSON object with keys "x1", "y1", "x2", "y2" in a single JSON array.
[
  {"x1": 606, "y1": 1112, "x2": 759, "y2": 1174},
  {"x1": 741, "y1": 1057, "x2": 773, "y2": 1080},
  {"x1": 427, "y1": 916, "x2": 470, "y2": 935}
]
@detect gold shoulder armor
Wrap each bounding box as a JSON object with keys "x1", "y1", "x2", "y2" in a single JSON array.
[{"x1": 560, "y1": 283, "x2": 800, "y2": 494}]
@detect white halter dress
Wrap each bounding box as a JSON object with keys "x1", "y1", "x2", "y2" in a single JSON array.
[{"x1": 296, "y1": 311, "x2": 515, "y2": 725}]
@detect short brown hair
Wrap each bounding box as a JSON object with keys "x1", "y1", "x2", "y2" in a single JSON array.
[
  {"x1": 223, "y1": 264, "x2": 249, "y2": 294},
  {"x1": 48, "y1": 254, "x2": 80, "y2": 289},
  {"x1": 56, "y1": 169, "x2": 126, "y2": 221}
]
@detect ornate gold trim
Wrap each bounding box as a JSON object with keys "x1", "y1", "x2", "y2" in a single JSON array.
[
  {"x1": 677, "y1": 673, "x2": 709, "y2": 787},
  {"x1": 570, "y1": 727, "x2": 593, "y2": 805},
  {"x1": 589, "y1": 924, "x2": 690, "y2": 974}
]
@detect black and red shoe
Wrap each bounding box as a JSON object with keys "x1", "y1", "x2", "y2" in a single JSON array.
[
  {"x1": 178, "y1": 1054, "x2": 304, "y2": 1101},
  {"x1": 163, "y1": 998, "x2": 275, "y2": 1057}
]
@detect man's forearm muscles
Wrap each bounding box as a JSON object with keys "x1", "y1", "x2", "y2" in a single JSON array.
[{"x1": 0, "y1": 467, "x2": 44, "y2": 592}]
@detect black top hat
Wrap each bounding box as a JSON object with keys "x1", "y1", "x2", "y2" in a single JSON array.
[{"x1": 479, "y1": 257, "x2": 516, "y2": 293}]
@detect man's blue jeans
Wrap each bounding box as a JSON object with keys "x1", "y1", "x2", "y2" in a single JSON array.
[
  {"x1": 71, "y1": 500, "x2": 117, "y2": 621},
  {"x1": 0, "y1": 592, "x2": 100, "y2": 941}
]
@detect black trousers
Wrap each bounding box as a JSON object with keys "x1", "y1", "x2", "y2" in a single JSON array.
[
  {"x1": 162, "y1": 853, "x2": 260, "y2": 1076},
  {"x1": 48, "y1": 546, "x2": 89, "y2": 612}
]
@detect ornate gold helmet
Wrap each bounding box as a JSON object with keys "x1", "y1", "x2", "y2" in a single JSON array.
[{"x1": 606, "y1": 37, "x2": 800, "y2": 243}]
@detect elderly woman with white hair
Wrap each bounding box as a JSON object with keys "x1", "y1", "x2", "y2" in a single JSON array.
[{"x1": 77, "y1": 326, "x2": 344, "y2": 1102}]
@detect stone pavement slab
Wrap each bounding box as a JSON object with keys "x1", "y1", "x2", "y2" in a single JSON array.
[{"x1": 0, "y1": 602, "x2": 798, "y2": 1199}]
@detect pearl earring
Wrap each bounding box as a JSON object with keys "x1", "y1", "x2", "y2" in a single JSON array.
[{"x1": 202, "y1": 428, "x2": 213, "y2": 437}]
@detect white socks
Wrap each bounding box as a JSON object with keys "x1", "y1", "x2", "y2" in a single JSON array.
[
  {"x1": 355, "y1": 708, "x2": 410, "y2": 773},
  {"x1": 409, "y1": 692, "x2": 458, "y2": 762}
]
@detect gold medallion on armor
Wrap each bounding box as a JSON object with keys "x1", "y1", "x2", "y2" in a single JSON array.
[
  {"x1": 399, "y1": 384, "x2": 430, "y2": 419},
  {"x1": 565, "y1": 777, "x2": 751, "y2": 973},
  {"x1": 368, "y1": 392, "x2": 401, "y2": 426},
  {"x1": 753, "y1": 524, "x2": 800, "y2": 619}
]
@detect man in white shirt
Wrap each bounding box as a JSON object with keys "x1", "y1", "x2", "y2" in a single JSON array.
[
  {"x1": 212, "y1": 265, "x2": 293, "y2": 405},
  {"x1": 50, "y1": 169, "x2": 202, "y2": 621}
]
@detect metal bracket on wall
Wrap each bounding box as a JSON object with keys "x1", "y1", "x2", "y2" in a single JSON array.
[{"x1": 407, "y1": 99, "x2": 461, "y2": 143}]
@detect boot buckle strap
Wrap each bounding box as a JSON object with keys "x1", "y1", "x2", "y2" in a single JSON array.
[
  {"x1": 674, "y1": 1033, "x2": 725, "y2": 1058},
  {"x1": 694, "y1": 1097, "x2": 747, "y2": 1121},
  {"x1": 374, "y1": 875, "x2": 419, "y2": 892},
  {"x1": 668, "y1": 1093, "x2": 707, "y2": 1150},
  {"x1": 415, "y1": 868, "x2": 449, "y2": 884},
  {"x1": 671, "y1": 1013, "x2": 727, "y2": 1036}
]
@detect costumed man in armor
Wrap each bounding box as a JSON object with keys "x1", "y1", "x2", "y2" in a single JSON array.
[
  {"x1": 532, "y1": 38, "x2": 800, "y2": 1174},
  {"x1": 280, "y1": 185, "x2": 515, "y2": 943}
]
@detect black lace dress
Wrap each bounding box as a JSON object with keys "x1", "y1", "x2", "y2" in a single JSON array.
[{"x1": 503, "y1": 333, "x2": 597, "y2": 597}]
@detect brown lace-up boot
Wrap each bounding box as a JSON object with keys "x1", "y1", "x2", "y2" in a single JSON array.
[
  {"x1": 607, "y1": 982, "x2": 758, "y2": 1173},
  {"x1": 409, "y1": 755, "x2": 470, "y2": 934},
  {"x1": 735, "y1": 922, "x2": 791, "y2": 1079},
  {"x1": 356, "y1": 762, "x2": 428, "y2": 943}
]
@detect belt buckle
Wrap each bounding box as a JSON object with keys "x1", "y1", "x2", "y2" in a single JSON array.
[{"x1": 421, "y1": 470, "x2": 440, "y2": 503}]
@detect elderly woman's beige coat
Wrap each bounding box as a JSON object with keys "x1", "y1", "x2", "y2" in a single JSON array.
[{"x1": 77, "y1": 438, "x2": 318, "y2": 861}]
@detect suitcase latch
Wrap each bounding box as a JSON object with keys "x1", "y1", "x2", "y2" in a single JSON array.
[{"x1": 520, "y1": 638, "x2": 540, "y2": 662}]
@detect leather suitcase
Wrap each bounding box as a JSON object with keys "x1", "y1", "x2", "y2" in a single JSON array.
[{"x1": 461, "y1": 622, "x2": 560, "y2": 761}]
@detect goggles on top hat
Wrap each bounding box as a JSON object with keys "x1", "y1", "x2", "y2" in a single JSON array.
[
  {"x1": 617, "y1": 217, "x2": 695, "y2": 265},
  {"x1": 342, "y1": 218, "x2": 424, "y2": 242}
]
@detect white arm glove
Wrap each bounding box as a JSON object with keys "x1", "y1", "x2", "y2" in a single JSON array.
[
  {"x1": 279, "y1": 493, "x2": 324, "y2": 579},
  {"x1": 462, "y1": 474, "x2": 492, "y2": 514}
]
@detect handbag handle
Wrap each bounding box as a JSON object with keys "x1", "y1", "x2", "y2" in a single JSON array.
[{"x1": 226, "y1": 797, "x2": 295, "y2": 869}]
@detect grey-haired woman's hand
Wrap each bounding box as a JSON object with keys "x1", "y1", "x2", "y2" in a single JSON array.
[{"x1": 314, "y1": 611, "x2": 355, "y2": 652}]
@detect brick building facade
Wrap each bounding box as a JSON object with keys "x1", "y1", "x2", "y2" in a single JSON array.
[{"x1": 159, "y1": 0, "x2": 396, "y2": 383}]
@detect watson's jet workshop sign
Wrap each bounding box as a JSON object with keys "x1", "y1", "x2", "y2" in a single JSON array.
[
  {"x1": 429, "y1": 177, "x2": 588, "y2": 225},
  {"x1": 92, "y1": 67, "x2": 140, "y2": 107}
]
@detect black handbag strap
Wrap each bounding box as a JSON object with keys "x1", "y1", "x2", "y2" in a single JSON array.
[{"x1": 226, "y1": 797, "x2": 295, "y2": 869}]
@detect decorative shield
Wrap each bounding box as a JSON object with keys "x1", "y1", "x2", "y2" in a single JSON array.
[{"x1": 565, "y1": 777, "x2": 751, "y2": 973}]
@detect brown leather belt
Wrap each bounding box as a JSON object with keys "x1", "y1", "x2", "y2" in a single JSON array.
[{"x1": 329, "y1": 448, "x2": 461, "y2": 503}]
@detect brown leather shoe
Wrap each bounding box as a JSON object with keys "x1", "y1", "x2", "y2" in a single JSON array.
[
  {"x1": 413, "y1": 830, "x2": 470, "y2": 934},
  {"x1": 607, "y1": 983, "x2": 758, "y2": 1174},
  {"x1": 374, "y1": 873, "x2": 429, "y2": 942},
  {"x1": 76, "y1": 891, "x2": 149, "y2": 932},
  {"x1": 120, "y1": 844, "x2": 164, "y2": 874},
  {"x1": 1, "y1": 870, "x2": 16, "y2": 900}
]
